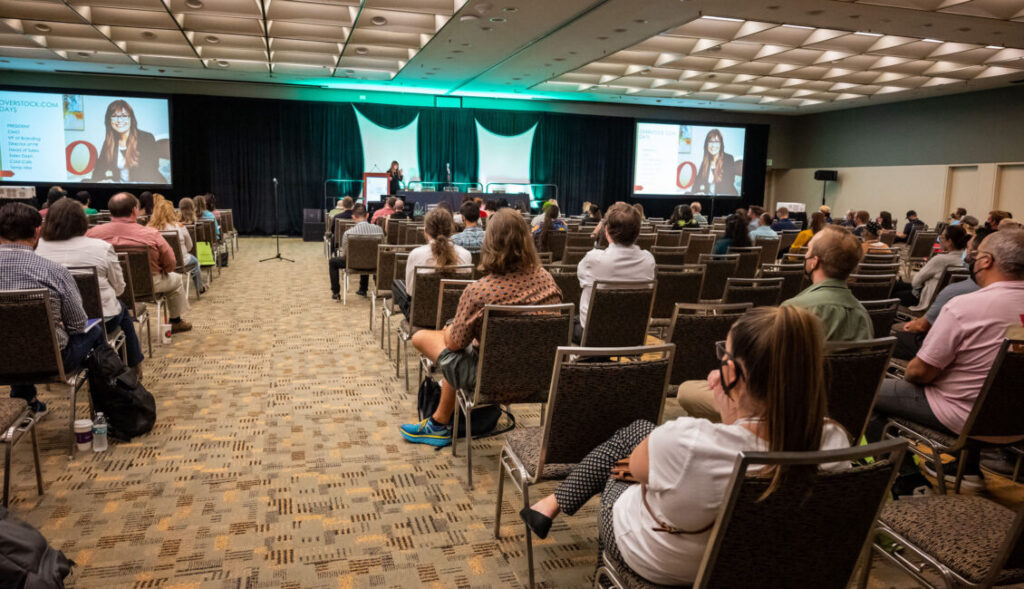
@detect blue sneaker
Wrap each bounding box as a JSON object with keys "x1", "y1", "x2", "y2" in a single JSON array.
[{"x1": 400, "y1": 418, "x2": 452, "y2": 447}]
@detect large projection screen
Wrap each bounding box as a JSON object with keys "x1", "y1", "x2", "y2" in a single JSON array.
[
  {"x1": 0, "y1": 90, "x2": 172, "y2": 185},
  {"x1": 633, "y1": 122, "x2": 746, "y2": 197}
]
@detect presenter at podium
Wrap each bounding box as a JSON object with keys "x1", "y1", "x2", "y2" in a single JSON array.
[
  {"x1": 692, "y1": 129, "x2": 738, "y2": 196},
  {"x1": 387, "y1": 160, "x2": 403, "y2": 195}
]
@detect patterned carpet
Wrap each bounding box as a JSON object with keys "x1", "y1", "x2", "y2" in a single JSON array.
[{"x1": 4, "y1": 237, "x2": 1006, "y2": 588}]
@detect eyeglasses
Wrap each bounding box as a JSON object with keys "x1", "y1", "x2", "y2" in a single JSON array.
[
  {"x1": 715, "y1": 340, "x2": 743, "y2": 396},
  {"x1": 110, "y1": 115, "x2": 131, "y2": 121}
]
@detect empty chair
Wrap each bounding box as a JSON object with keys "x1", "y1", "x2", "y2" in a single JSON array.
[
  {"x1": 544, "y1": 264, "x2": 583, "y2": 313},
  {"x1": 561, "y1": 246, "x2": 591, "y2": 266},
  {"x1": 778, "y1": 229, "x2": 801, "y2": 253},
  {"x1": 115, "y1": 246, "x2": 169, "y2": 325},
  {"x1": 655, "y1": 230, "x2": 682, "y2": 247},
  {"x1": 666, "y1": 303, "x2": 751, "y2": 390},
  {"x1": 860, "y1": 298, "x2": 900, "y2": 338},
  {"x1": 879, "y1": 229, "x2": 896, "y2": 246},
  {"x1": 537, "y1": 251, "x2": 553, "y2": 265},
  {"x1": 684, "y1": 234, "x2": 716, "y2": 264},
  {"x1": 854, "y1": 262, "x2": 901, "y2": 276},
  {"x1": 726, "y1": 246, "x2": 763, "y2": 278},
  {"x1": 648, "y1": 265, "x2": 705, "y2": 332},
  {"x1": 650, "y1": 246, "x2": 687, "y2": 266},
  {"x1": 862, "y1": 252, "x2": 899, "y2": 265},
  {"x1": 697, "y1": 253, "x2": 740, "y2": 301},
  {"x1": 825, "y1": 337, "x2": 896, "y2": 440},
  {"x1": 565, "y1": 232, "x2": 596, "y2": 251},
  {"x1": 759, "y1": 263, "x2": 806, "y2": 301},
  {"x1": 634, "y1": 233, "x2": 656, "y2": 251},
  {"x1": 847, "y1": 274, "x2": 897, "y2": 301},
  {"x1": 580, "y1": 280, "x2": 656, "y2": 347},
  {"x1": 755, "y1": 236, "x2": 781, "y2": 265},
  {"x1": 722, "y1": 277, "x2": 784, "y2": 307},
  {"x1": 544, "y1": 231, "x2": 567, "y2": 261},
  {"x1": 906, "y1": 231, "x2": 939, "y2": 268}
]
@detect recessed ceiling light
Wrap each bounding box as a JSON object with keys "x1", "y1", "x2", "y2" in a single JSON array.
[
  {"x1": 703, "y1": 16, "x2": 743, "y2": 23},
  {"x1": 77, "y1": 51, "x2": 90, "y2": 57},
  {"x1": 452, "y1": 49, "x2": 463, "y2": 53},
  {"x1": 205, "y1": 35, "x2": 219, "y2": 44},
  {"x1": 481, "y1": 26, "x2": 492, "y2": 31},
  {"x1": 371, "y1": 16, "x2": 388, "y2": 26},
  {"x1": 782, "y1": 24, "x2": 814, "y2": 30},
  {"x1": 141, "y1": 31, "x2": 156, "y2": 39},
  {"x1": 553, "y1": 57, "x2": 565, "y2": 61},
  {"x1": 345, "y1": 69, "x2": 354, "y2": 74},
  {"x1": 185, "y1": 0, "x2": 203, "y2": 8},
  {"x1": 489, "y1": 17, "x2": 506, "y2": 23},
  {"x1": 922, "y1": 38, "x2": 942, "y2": 43},
  {"x1": 355, "y1": 46, "x2": 368, "y2": 54},
  {"x1": 597, "y1": 36, "x2": 608, "y2": 40},
  {"x1": 634, "y1": 19, "x2": 647, "y2": 24},
  {"x1": 217, "y1": 60, "x2": 229, "y2": 67},
  {"x1": 854, "y1": 31, "x2": 883, "y2": 37},
  {"x1": 614, "y1": 28, "x2": 627, "y2": 33},
  {"x1": 986, "y1": 45, "x2": 1005, "y2": 50},
  {"x1": 459, "y1": 15, "x2": 479, "y2": 22},
  {"x1": 503, "y1": 7, "x2": 517, "y2": 12},
  {"x1": 34, "y1": 23, "x2": 51, "y2": 32}
]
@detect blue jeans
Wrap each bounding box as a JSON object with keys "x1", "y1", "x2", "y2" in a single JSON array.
[
  {"x1": 185, "y1": 253, "x2": 204, "y2": 291},
  {"x1": 106, "y1": 302, "x2": 143, "y2": 367},
  {"x1": 9, "y1": 323, "x2": 106, "y2": 402}
]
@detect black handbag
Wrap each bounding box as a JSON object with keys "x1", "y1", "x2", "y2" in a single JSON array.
[{"x1": 416, "y1": 376, "x2": 514, "y2": 439}]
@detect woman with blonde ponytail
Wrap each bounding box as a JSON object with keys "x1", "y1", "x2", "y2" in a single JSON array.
[
  {"x1": 518, "y1": 305, "x2": 850, "y2": 586},
  {"x1": 403, "y1": 207, "x2": 471, "y2": 299}
]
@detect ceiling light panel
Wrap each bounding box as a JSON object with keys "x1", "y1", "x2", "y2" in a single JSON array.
[{"x1": 852, "y1": 0, "x2": 1024, "y2": 22}]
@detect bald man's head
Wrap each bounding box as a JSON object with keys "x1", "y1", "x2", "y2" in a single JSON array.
[{"x1": 108, "y1": 192, "x2": 139, "y2": 218}]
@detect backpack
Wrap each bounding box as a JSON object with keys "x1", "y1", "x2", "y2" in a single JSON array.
[
  {"x1": 86, "y1": 344, "x2": 156, "y2": 442},
  {"x1": 416, "y1": 376, "x2": 514, "y2": 439},
  {"x1": 0, "y1": 506, "x2": 74, "y2": 588}
]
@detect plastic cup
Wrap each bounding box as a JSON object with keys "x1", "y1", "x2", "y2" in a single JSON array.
[{"x1": 74, "y1": 419, "x2": 93, "y2": 451}]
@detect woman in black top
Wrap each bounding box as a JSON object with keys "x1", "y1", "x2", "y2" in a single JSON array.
[
  {"x1": 387, "y1": 160, "x2": 403, "y2": 195},
  {"x1": 90, "y1": 99, "x2": 164, "y2": 184}
]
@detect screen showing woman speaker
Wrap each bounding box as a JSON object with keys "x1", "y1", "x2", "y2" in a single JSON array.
[
  {"x1": 0, "y1": 90, "x2": 171, "y2": 185},
  {"x1": 632, "y1": 122, "x2": 746, "y2": 196}
]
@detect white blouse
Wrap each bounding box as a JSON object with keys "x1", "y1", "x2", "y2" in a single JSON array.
[{"x1": 36, "y1": 235, "x2": 125, "y2": 318}]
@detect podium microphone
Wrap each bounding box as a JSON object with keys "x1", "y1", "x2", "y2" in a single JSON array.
[{"x1": 272, "y1": 177, "x2": 278, "y2": 185}]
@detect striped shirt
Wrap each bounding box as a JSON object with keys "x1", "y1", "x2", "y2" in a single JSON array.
[{"x1": 0, "y1": 244, "x2": 87, "y2": 349}]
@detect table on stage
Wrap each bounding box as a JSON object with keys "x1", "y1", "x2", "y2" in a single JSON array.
[{"x1": 396, "y1": 191, "x2": 530, "y2": 211}]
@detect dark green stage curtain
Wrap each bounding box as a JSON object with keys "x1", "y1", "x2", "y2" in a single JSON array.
[
  {"x1": 353, "y1": 103, "x2": 420, "y2": 129},
  {"x1": 418, "y1": 108, "x2": 477, "y2": 187},
  {"x1": 473, "y1": 109, "x2": 541, "y2": 136}
]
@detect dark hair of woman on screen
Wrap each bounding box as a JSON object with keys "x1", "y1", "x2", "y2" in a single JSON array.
[
  {"x1": 694, "y1": 128, "x2": 738, "y2": 196},
  {"x1": 90, "y1": 99, "x2": 163, "y2": 184}
]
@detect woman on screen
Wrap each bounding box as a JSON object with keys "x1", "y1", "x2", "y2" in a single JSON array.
[
  {"x1": 693, "y1": 129, "x2": 738, "y2": 196},
  {"x1": 91, "y1": 99, "x2": 164, "y2": 184}
]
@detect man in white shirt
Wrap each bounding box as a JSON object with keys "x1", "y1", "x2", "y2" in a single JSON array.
[{"x1": 575, "y1": 202, "x2": 656, "y2": 342}]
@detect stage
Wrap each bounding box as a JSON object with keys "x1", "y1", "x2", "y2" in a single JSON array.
[{"x1": 396, "y1": 190, "x2": 530, "y2": 212}]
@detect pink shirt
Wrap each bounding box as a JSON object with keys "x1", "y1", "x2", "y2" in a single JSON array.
[
  {"x1": 918, "y1": 280, "x2": 1024, "y2": 433},
  {"x1": 86, "y1": 217, "x2": 176, "y2": 275}
]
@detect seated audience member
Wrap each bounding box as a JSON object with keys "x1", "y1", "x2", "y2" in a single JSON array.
[
  {"x1": 999, "y1": 220, "x2": 1022, "y2": 232},
  {"x1": 819, "y1": 205, "x2": 833, "y2": 224},
  {"x1": 712, "y1": 213, "x2": 751, "y2": 254},
  {"x1": 749, "y1": 212, "x2": 779, "y2": 242},
  {"x1": 869, "y1": 227, "x2": 1024, "y2": 494},
  {"x1": 390, "y1": 199, "x2": 409, "y2": 221},
  {"x1": 986, "y1": 210, "x2": 1013, "y2": 231},
  {"x1": 851, "y1": 210, "x2": 871, "y2": 237},
  {"x1": 36, "y1": 198, "x2": 144, "y2": 374},
  {"x1": 392, "y1": 207, "x2": 472, "y2": 317},
  {"x1": 961, "y1": 215, "x2": 980, "y2": 235},
  {"x1": 453, "y1": 195, "x2": 473, "y2": 224},
  {"x1": 581, "y1": 203, "x2": 603, "y2": 227},
  {"x1": 861, "y1": 221, "x2": 889, "y2": 253},
  {"x1": 451, "y1": 201, "x2": 485, "y2": 253},
  {"x1": 149, "y1": 199, "x2": 204, "y2": 295},
  {"x1": 895, "y1": 229, "x2": 989, "y2": 360},
  {"x1": 520, "y1": 306, "x2": 850, "y2": 585},
  {"x1": 790, "y1": 211, "x2": 826, "y2": 251},
  {"x1": 893, "y1": 224, "x2": 969, "y2": 309},
  {"x1": 690, "y1": 201, "x2": 708, "y2": 226},
  {"x1": 73, "y1": 190, "x2": 98, "y2": 215},
  {"x1": 401, "y1": 209, "x2": 563, "y2": 446},
  {"x1": 484, "y1": 200, "x2": 498, "y2": 218},
  {"x1": 193, "y1": 194, "x2": 220, "y2": 239},
  {"x1": 669, "y1": 204, "x2": 698, "y2": 230},
  {"x1": 895, "y1": 210, "x2": 925, "y2": 243},
  {"x1": 138, "y1": 191, "x2": 155, "y2": 216},
  {"x1": 532, "y1": 203, "x2": 567, "y2": 250},
  {"x1": 496, "y1": 197, "x2": 510, "y2": 210},
  {"x1": 475, "y1": 197, "x2": 488, "y2": 220},
  {"x1": 746, "y1": 206, "x2": 765, "y2": 232},
  {"x1": 576, "y1": 202, "x2": 656, "y2": 341},
  {"x1": 372, "y1": 197, "x2": 397, "y2": 224},
  {"x1": 0, "y1": 203, "x2": 108, "y2": 413},
  {"x1": 770, "y1": 207, "x2": 798, "y2": 231},
  {"x1": 878, "y1": 210, "x2": 894, "y2": 231},
  {"x1": 327, "y1": 204, "x2": 382, "y2": 300},
  {"x1": 677, "y1": 224, "x2": 871, "y2": 421},
  {"x1": 335, "y1": 196, "x2": 355, "y2": 220},
  {"x1": 202, "y1": 193, "x2": 222, "y2": 235},
  {"x1": 87, "y1": 192, "x2": 192, "y2": 333},
  {"x1": 39, "y1": 186, "x2": 67, "y2": 218},
  {"x1": 327, "y1": 198, "x2": 347, "y2": 220},
  {"x1": 178, "y1": 196, "x2": 198, "y2": 225},
  {"x1": 950, "y1": 207, "x2": 967, "y2": 225},
  {"x1": 840, "y1": 209, "x2": 857, "y2": 228}
]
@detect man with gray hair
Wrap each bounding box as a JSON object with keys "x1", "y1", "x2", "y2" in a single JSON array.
[
  {"x1": 868, "y1": 227, "x2": 1024, "y2": 495},
  {"x1": 689, "y1": 201, "x2": 707, "y2": 226}
]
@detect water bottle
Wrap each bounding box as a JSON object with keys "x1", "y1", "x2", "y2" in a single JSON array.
[{"x1": 92, "y1": 412, "x2": 108, "y2": 452}]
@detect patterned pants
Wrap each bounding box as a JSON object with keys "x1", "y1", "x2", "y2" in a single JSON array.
[{"x1": 553, "y1": 419, "x2": 657, "y2": 559}]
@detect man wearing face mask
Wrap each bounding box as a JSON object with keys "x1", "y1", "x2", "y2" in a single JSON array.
[{"x1": 869, "y1": 227, "x2": 1024, "y2": 494}]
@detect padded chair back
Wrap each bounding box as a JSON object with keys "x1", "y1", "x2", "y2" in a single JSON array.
[
  {"x1": 684, "y1": 234, "x2": 716, "y2": 264},
  {"x1": 847, "y1": 274, "x2": 896, "y2": 301},
  {"x1": 655, "y1": 230, "x2": 682, "y2": 247},
  {"x1": 908, "y1": 231, "x2": 939, "y2": 260},
  {"x1": 561, "y1": 246, "x2": 590, "y2": 266},
  {"x1": 68, "y1": 267, "x2": 104, "y2": 320},
  {"x1": 386, "y1": 219, "x2": 403, "y2": 245},
  {"x1": 758, "y1": 264, "x2": 806, "y2": 301},
  {"x1": 472, "y1": 304, "x2": 574, "y2": 405},
  {"x1": 565, "y1": 232, "x2": 595, "y2": 250},
  {"x1": 755, "y1": 237, "x2": 781, "y2": 265},
  {"x1": 697, "y1": 253, "x2": 740, "y2": 300},
  {"x1": 879, "y1": 230, "x2": 896, "y2": 245},
  {"x1": 778, "y1": 230, "x2": 801, "y2": 252},
  {"x1": 115, "y1": 253, "x2": 138, "y2": 317},
  {"x1": 544, "y1": 231, "x2": 567, "y2": 261},
  {"x1": 160, "y1": 231, "x2": 185, "y2": 271},
  {"x1": 410, "y1": 265, "x2": 473, "y2": 330},
  {"x1": 334, "y1": 218, "x2": 354, "y2": 249},
  {"x1": 825, "y1": 337, "x2": 896, "y2": 440},
  {"x1": 346, "y1": 234, "x2": 383, "y2": 271},
  {"x1": 436, "y1": 279, "x2": 474, "y2": 329},
  {"x1": 854, "y1": 263, "x2": 901, "y2": 276},
  {"x1": 393, "y1": 253, "x2": 410, "y2": 286},
  {"x1": 537, "y1": 345, "x2": 674, "y2": 478},
  {"x1": 185, "y1": 224, "x2": 197, "y2": 254},
  {"x1": 537, "y1": 251, "x2": 553, "y2": 265},
  {"x1": 862, "y1": 252, "x2": 899, "y2": 265},
  {"x1": 935, "y1": 266, "x2": 969, "y2": 294},
  {"x1": 220, "y1": 210, "x2": 235, "y2": 235},
  {"x1": 635, "y1": 233, "x2": 656, "y2": 251},
  {"x1": 727, "y1": 246, "x2": 763, "y2": 278},
  {"x1": 193, "y1": 220, "x2": 212, "y2": 245},
  {"x1": 651, "y1": 246, "x2": 688, "y2": 266},
  {"x1": 666, "y1": 303, "x2": 750, "y2": 386},
  {"x1": 723, "y1": 277, "x2": 784, "y2": 307},
  {"x1": 962, "y1": 328, "x2": 1024, "y2": 439},
  {"x1": 114, "y1": 246, "x2": 157, "y2": 301},
  {"x1": 544, "y1": 264, "x2": 583, "y2": 313},
  {"x1": 581, "y1": 280, "x2": 656, "y2": 348},
  {"x1": 860, "y1": 298, "x2": 899, "y2": 338},
  {"x1": 650, "y1": 264, "x2": 705, "y2": 319},
  {"x1": 692, "y1": 441, "x2": 906, "y2": 588},
  {"x1": 0, "y1": 289, "x2": 64, "y2": 383}
]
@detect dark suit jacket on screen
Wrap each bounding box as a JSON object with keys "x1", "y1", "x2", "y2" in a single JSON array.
[{"x1": 90, "y1": 130, "x2": 165, "y2": 184}]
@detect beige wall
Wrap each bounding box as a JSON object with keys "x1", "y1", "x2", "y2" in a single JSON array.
[{"x1": 769, "y1": 163, "x2": 1024, "y2": 227}]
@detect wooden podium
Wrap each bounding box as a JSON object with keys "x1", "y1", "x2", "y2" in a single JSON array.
[{"x1": 362, "y1": 172, "x2": 389, "y2": 205}]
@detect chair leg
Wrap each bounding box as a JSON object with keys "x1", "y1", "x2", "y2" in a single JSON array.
[
  {"x1": 494, "y1": 452, "x2": 506, "y2": 538},
  {"x1": 370, "y1": 295, "x2": 376, "y2": 332},
  {"x1": 465, "y1": 409, "x2": 474, "y2": 489},
  {"x1": 343, "y1": 273, "x2": 348, "y2": 305},
  {"x1": 855, "y1": 541, "x2": 873, "y2": 589},
  {"x1": 144, "y1": 315, "x2": 152, "y2": 358},
  {"x1": 31, "y1": 422, "x2": 43, "y2": 496},
  {"x1": 395, "y1": 336, "x2": 402, "y2": 378},
  {"x1": 522, "y1": 483, "x2": 535, "y2": 589},
  {"x1": 3, "y1": 442, "x2": 11, "y2": 508},
  {"x1": 68, "y1": 382, "x2": 77, "y2": 459},
  {"x1": 452, "y1": 398, "x2": 461, "y2": 458}
]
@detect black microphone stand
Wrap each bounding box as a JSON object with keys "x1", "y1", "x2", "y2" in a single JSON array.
[{"x1": 260, "y1": 177, "x2": 294, "y2": 263}]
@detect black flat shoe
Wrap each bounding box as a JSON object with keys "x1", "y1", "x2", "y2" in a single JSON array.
[{"x1": 519, "y1": 507, "x2": 553, "y2": 539}]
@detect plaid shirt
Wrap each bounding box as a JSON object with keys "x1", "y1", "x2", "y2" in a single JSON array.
[
  {"x1": 452, "y1": 226, "x2": 485, "y2": 253},
  {"x1": 0, "y1": 244, "x2": 87, "y2": 349},
  {"x1": 341, "y1": 220, "x2": 384, "y2": 257}
]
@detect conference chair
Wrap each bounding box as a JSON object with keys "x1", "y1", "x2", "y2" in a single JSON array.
[
  {"x1": 116, "y1": 246, "x2": 169, "y2": 330},
  {"x1": 758, "y1": 263, "x2": 806, "y2": 301},
  {"x1": 684, "y1": 234, "x2": 716, "y2": 264},
  {"x1": 726, "y1": 246, "x2": 763, "y2": 278},
  {"x1": 824, "y1": 337, "x2": 897, "y2": 441},
  {"x1": 722, "y1": 277, "x2": 784, "y2": 307},
  {"x1": 220, "y1": 209, "x2": 238, "y2": 257},
  {"x1": 68, "y1": 266, "x2": 126, "y2": 361},
  {"x1": 372, "y1": 245, "x2": 417, "y2": 334},
  {"x1": 194, "y1": 220, "x2": 217, "y2": 284},
  {"x1": 905, "y1": 231, "x2": 939, "y2": 272},
  {"x1": 580, "y1": 280, "x2": 656, "y2": 348},
  {"x1": 0, "y1": 394, "x2": 43, "y2": 507},
  {"x1": 655, "y1": 229, "x2": 683, "y2": 247},
  {"x1": 681, "y1": 227, "x2": 705, "y2": 246},
  {"x1": 197, "y1": 219, "x2": 224, "y2": 278},
  {"x1": 0, "y1": 289, "x2": 91, "y2": 459},
  {"x1": 342, "y1": 234, "x2": 384, "y2": 305},
  {"x1": 496, "y1": 345, "x2": 674, "y2": 589},
  {"x1": 382, "y1": 252, "x2": 411, "y2": 358},
  {"x1": 650, "y1": 245, "x2": 687, "y2": 266},
  {"x1": 634, "y1": 232, "x2": 656, "y2": 251},
  {"x1": 883, "y1": 328, "x2": 1024, "y2": 494},
  {"x1": 115, "y1": 252, "x2": 151, "y2": 359},
  {"x1": 847, "y1": 274, "x2": 897, "y2": 301},
  {"x1": 596, "y1": 441, "x2": 907, "y2": 589},
  {"x1": 537, "y1": 251, "x2": 553, "y2": 265},
  {"x1": 544, "y1": 232, "x2": 568, "y2": 262},
  {"x1": 543, "y1": 264, "x2": 583, "y2": 314},
  {"x1": 386, "y1": 218, "x2": 404, "y2": 245},
  {"x1": 778, "y1": 229, "x2": 802, "y2": 253},
  {"x1": 453, "y1": 303, "x2": 574, "y2": 488},
  {"x1": 754, "y1": 236, "x2": 781, "y2": 265},
  {"x1": 416, "y1": 278, "x2": 476, "y2": 387},
  {"x1": 565, "y1": 232, "x2": 596, "y2": 251},
  {"x1": 860, "y1": 298, "x2": 900, "y2": 338},
  {"x1": 879, "y1": 229, "x2": 896, "y2": 246},
  {"x1": 665, "y1": 303, "x2": 751, "y2": 394},
  {"x1": 560, "y1": 246, "x2": 590, "y2": 267},
  {"x1": 863, "y1": 252, "x2": 900, "y2": 265},
  {"x1": 648, "y1": 265, "x2": 705, "y2": 334},
  {"x1": 854, "y1": 262, "x2": 901, "y2": 276},
  {"x1": 185, "y1": 224, "x2": 197, "y2": 256},
  {"x1": 161, "y1": 230, "x2": 197, "y2": 301},
  {"x1": 697, "y1": 253, "x2": 740, "y2": 301}
]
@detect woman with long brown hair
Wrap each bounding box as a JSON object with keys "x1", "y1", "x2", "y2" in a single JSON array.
[
  {"x1": 790, "y1": 211, "x2": 827, "y2": 251},
  {"x1": 149, "y1": 198, "x2": 204, "y2": 294},
  {"x1": 519, "y1": 306, "x2": 849, "y2": 585},
  {"x1": 402, "y1": 209, "x2": 563, "y2": 446},
  {"x1": 693, "y1": 128, "x2": 738, "y2": 196},
  {"x1": 400, "y1": 207, "x2": 471, "y2": 303},
  {"x1": 178, "y1": 197, "x2": 198, "y2": 224},
  {"x1": 90, "y1": 99, "x2": 164, "y2": 183},
  {"x1": 531, "y1": 203, "x2": 567, "y2": 251}
]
